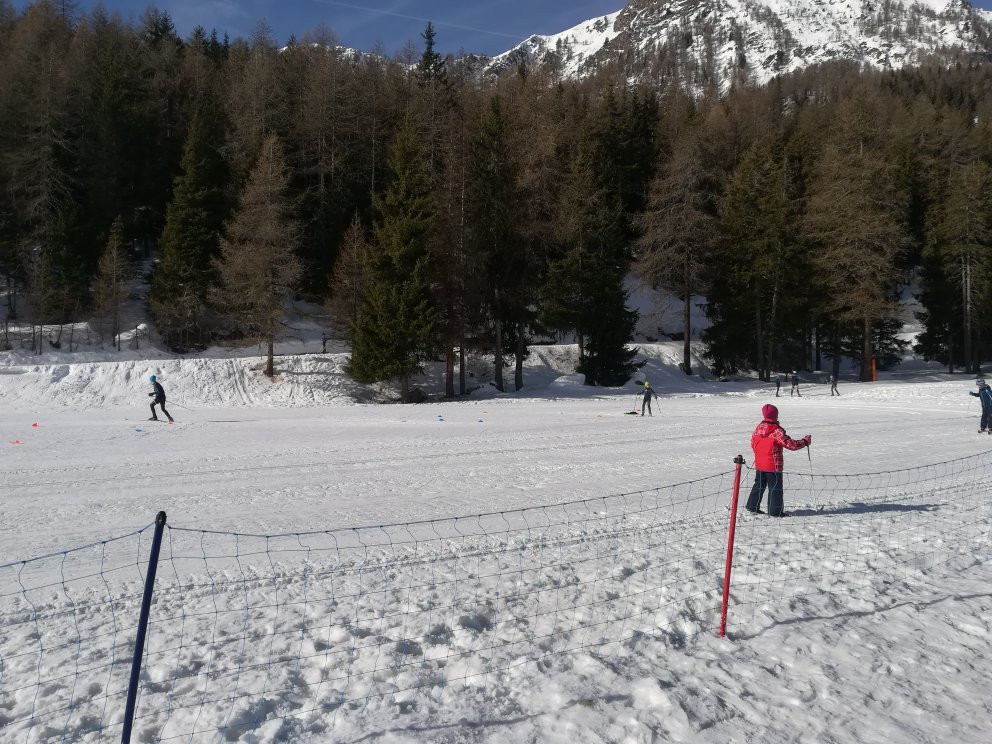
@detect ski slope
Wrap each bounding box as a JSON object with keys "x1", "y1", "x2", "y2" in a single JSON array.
[{"x1": 1, "y1": 348, "x2": 991, "y2": 743}]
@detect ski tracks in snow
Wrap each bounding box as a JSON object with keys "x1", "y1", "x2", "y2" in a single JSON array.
[{"x1": 228, "y1": 358, "x2": 252, "y2": 406}]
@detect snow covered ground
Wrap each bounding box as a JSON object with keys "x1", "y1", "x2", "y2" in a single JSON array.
[{"x1": 2, "y1": 346, "x2": 991, "y2": 743}]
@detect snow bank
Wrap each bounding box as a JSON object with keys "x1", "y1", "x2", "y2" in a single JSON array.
[{"x1": 0, "y1": 342, "x2": 727, "y2": 411}]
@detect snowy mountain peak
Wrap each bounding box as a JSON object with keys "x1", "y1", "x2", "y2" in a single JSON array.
[{"x1": 486, "y1": 0, "x2": 992, "y2": 89}]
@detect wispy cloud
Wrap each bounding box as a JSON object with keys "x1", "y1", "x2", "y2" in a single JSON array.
[{"x1": 308, "y1": 0, "x2": 526, "y2": 40}]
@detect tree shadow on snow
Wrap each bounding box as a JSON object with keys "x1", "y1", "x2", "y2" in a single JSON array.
[
  {"x1": 731, "y1": 591, "x2": 992, "y2": 642},
  {"x1": 789, "y1": 502, "x2": 940, "y2": 518},
  {"x1": 344, "y1": 694, "x2": 631, "y2": 742}
]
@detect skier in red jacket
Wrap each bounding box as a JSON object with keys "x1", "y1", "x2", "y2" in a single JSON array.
[{"x1": 745, "y1": 403, "x2": 811, "y2": 517}]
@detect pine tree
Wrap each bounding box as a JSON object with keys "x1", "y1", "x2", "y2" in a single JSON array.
[
  {"x1": 349, "y1": 117, "x2": 440, "y2": 402},
  {"x1": 925, "y1": 162, "x2": 992, "y2": 374},
  {"x1": 429, "y1": 67, "x2": 481, "y2": 398},
  {"x1": 468, "y1": 94, "x2": 527, "y2": 392},
  {"x1": 151, "y1": 101, "x2": 229, "y2": 348},
  {"x1": 416, "y1": 22, "x2": 448, "y2": 89},
  {"x1": 707, "y1": 142, "x2": 797, "y2": 378},
  {"x1": 5, "y1": 2, "x2": 80, "y2": 348},
  {"x1": 914, "y1": 252, "x2": 961, "y2": 372},
  {"x1": 92, "y1": 217, "x2": 131, "y2": 350},
  {"x1": 637, "y1": 135, "x2": 716, "y2": 375},
  {"x1": 214, "y1": 134, "x2": 301, "y2": 377},
  {"x1": 804, "y1": 142, "x2": 908, "y2": 381},
  {"x1": 327, "y1": 212, "x2": 369, "y2": 340},
  {"x1": 544, "y1": 130, "x2": 637, "y2": 386},
  {"x1": 71, "y1": 14, "x2": 147, "y2": 277},
  {"x1": 414, "y1": 21, "x2": 463, "y2": 396}
]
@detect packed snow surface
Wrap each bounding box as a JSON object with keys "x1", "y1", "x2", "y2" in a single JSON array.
[{"x1": 1, "y1": 346, "x2": 991, "y2": 743}]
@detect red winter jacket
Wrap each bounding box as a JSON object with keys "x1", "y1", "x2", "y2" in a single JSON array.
[{"x1": 751, "y1": 419, "x2": 807, "y2": 472}]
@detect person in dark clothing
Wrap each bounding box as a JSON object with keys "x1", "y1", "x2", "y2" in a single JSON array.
[
  {"x1": 746, "y1": 404, "x2": 811, "y2": 517},
  {"x1": 641, "y1": 381, "x2": 658, "y2": 417},
  {"x1": 790, "y1": 371, "x2": 801, "y2": 397},
  {"x1": 970, "y1": 378, "x2": 992, "y2": 433},
  {"x1": 148, "y1": 375, "x2": 174, "y2": 422},
  {"x1": 830, "y1": 375, "x2": 840, "y2": 396},
  {"x1": 775, "y1": 375, "x2": 781, "y2": 397}
]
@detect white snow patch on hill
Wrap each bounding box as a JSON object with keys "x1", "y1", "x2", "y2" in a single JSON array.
[{"x1": 0, "y1": 342, "x2": 727, "y2": 412}]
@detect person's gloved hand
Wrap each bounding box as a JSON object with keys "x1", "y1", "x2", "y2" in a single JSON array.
[
  {"x1": 149, "y1": 393, "x2": 154, "y2": 397},
  {"x1": 803, "y1": 434, "x2": 812, "y2": 446}
]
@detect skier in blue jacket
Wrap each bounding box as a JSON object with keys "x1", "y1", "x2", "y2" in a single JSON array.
[
  {"x1": 148, "y1": 375, "x2": 174, "y2": 422},
  {"x1": 970, "y1": 378, "x2": 992, "y2": 434}
]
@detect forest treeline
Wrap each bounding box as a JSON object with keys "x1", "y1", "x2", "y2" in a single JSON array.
[{"x1": 1, "y1": 1, "x2": 992, "y2": 397}]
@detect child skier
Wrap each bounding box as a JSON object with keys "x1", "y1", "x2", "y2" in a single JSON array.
[
  {"x1": 745, "y1": 404, "x2": 811, "y2": 517},
  {"x1": 790, "y1": 371, "x2": 801, "y2": 397},
  {"x1": 641, "y1": 381, "x2": 658, "y2": 417},
  {"x1": 148, "y1": 375, "x2": 174, "y2": 423},
  {"x1": 970, "y1": 378, "x2": 992, "y2": 433}
]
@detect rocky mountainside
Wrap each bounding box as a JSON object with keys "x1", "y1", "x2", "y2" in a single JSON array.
[{"x1": 485, "y1": 0, "x2": 992, "y2": 89}]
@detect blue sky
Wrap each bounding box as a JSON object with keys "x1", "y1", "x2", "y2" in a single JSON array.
[
  {"x1": 15, "y1": 1, "x2": 992, "y2": 56},
  {"x1": 41, "y1": 1, "x2": 626, "y2": 55}
]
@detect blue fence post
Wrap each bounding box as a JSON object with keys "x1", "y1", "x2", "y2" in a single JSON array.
[{"x1": 121, "y1": 511, "x2": 167, "y2": 744}]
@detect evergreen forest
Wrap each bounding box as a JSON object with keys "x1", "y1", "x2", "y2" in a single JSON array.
[{"x1": 2, "y1": 1, "x2": 992, "y2": 398}]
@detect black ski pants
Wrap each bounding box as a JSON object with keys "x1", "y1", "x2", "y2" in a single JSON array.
[
  {"x1": 151, "y1": 398, "x2": 172, "y2": 420},
  {"x1": 641, "y1": 396, "x2": 653, "y2": 416},
  {"x1": 982, "y1": 407, "x2": 992, "y2": 431},
  {"x1": 746, "y1": 470, "x2": 785, "y2": 516}
]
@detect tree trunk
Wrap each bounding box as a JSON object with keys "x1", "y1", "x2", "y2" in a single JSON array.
[
  {"x1": 754, "y1": 303, "x2": 764, "y2": 381},
  {"x1": 515, "y1": 321, "x2": 524, "y2": 391},
  {"x1": 862, "y1": 317, "x2": 873, "y2": 381},
  {"x1": 401, "y1": 374, "x2": 409, "y2": 403},
  {"x1": 682, "y1": 286, "x2": 692, "y2": 375},
  {"x1": 459, "y1": 342, "x2": 466, "y2": 395},
  {"x1": 963, "y1": 255, "x2": 973, "y2": 374},
  {"x1": 266, "y1": 338, "x2": 275, "y2": 378},
  {"x1": 445, "y1": 345, "x2": 455, "y2": 398},
  {"x1": 814, "y1": 322, "x2": 821, "y2": 372},
  {"x1": 5, "y1": 275, "x2": 15, "y2": 316},
  {"x1": 493, "y1": 319, "x2": 504, "y2": 392},
  {"x1": 765, "y1": 283, "x2": 779, "y2": 380}
]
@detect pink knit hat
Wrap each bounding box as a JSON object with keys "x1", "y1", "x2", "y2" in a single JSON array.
[{"x1": 762, "y1": 404, "x2": 779, "y2": 421}]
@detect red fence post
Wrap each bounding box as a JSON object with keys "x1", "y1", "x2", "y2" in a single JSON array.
[{"x1": 719, "y1": 456, "x2": 745, "y2": 637}]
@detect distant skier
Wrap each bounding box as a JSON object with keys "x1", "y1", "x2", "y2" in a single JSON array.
[
  {"x1": 641, "y1": 380, "x2": 658, "y2": 417},
  {"x1": 148, "y1": 375, "x2": 174, "y2": 423},
  {"x1": 829, "y1": 374, "x2": 840, "y2": 396},
  {"x1": 775, "y1": 374, "x2": 781, "y2": 397},
  {"x1": 790, "y1": 371, "x2": 801, "y2": 397},
  {"x1": 970, "y1": 378, "x2": 992, "y2": 434},
  {"x1": 745, "y1": 403, "x2": 811, "y2": 517}
]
